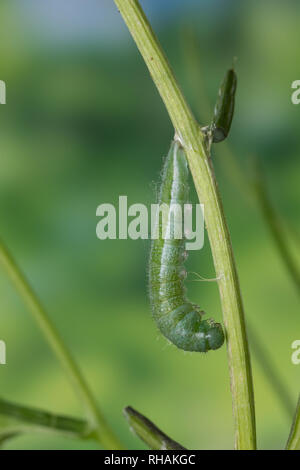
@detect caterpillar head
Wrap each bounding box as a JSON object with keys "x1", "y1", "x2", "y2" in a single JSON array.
[
  {"x1": 200, "y1": 318, "x2": 225, "y2": 351},
  {"x1": 171, "y1": 310, "x2": 225, "y2": 352}
]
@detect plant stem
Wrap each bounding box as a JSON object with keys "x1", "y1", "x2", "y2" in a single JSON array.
[
  {"x1": 252, "y1": 162, "x2": 300, "y2": 296},
  {"x1": 114, "y1": 0, "x2": 256, "y2": 449},
  {"x1": 0, "y1": 398, "x2": 91, "y2": 441},
  {"x1": 286, "y1": 395, "x2": 300, "y2": 450},
  {"x1": 0, "y1": 239, "x2": 123, "y2": 450},
  {"x1": 248, "y1": 325, "x2": 294, "y2": 418},
  {"x1": 180, "y1": 30, "x2": 296, "y2": 419},
  {"x1": 124, "y1": 406, "x2": 186, "y2": 450}
]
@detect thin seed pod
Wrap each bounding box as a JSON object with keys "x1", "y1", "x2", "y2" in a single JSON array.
[
  {"x1": 211, "y1": 68, "x2": 237, "y2": 143},
  {"x1": 149, "y1": 140, "x2": 224, "y2": 352},
  {"x1": 123, "y1": 406, "x2": 186, "y2": 450}
]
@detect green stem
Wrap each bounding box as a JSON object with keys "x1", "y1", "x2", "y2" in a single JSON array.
[
  {"x1": 114, "y1": 0, "x2": 256, "y2": 449},
  {"x1": 286, "y1": 395, "x2": 300, "y2": 450},
  {"x1": 181, "y1": 28, "x2": 296, "y2": 420},
  {"x1": 252, "y1": 162, "x2": 300, "y2": 296},
  {"x1": 248, "y1": 326, "x2": 294, "y2": 417},
  {"x1": 0, "y1": 239, "x2": 123, "y2": 450},
  {"x1": 0, "y1": 398, "x2": 91, "y2": 441},
  {"x1": 123, "y1": 406, "x2": 185, "y2": 450}
]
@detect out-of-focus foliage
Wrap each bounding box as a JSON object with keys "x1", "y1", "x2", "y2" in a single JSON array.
[{"x1": 0, "y1": 0, "x2": 299, "y2": 449}]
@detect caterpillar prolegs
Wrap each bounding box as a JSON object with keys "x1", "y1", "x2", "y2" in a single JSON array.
[{"x1": 149, "y1": 141, "x2": 225, "y2": 353}]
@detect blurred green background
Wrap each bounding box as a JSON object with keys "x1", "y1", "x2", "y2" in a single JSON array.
[{"x1": 0, "y1": 0, "x2": 299, "y2": 450}]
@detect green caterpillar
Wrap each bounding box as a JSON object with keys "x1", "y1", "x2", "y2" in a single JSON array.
[
  {"x1": 211, "y1": 68, "x2": 237, "y2": 143},
  {"x1": 149, "y1": 140, "x2": 224, "y2": 352}
]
